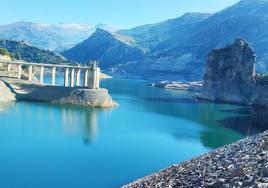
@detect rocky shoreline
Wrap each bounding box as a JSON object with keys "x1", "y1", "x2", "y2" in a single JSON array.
[
  {"x1": 150, "y1": 81, "x2": 203, "y2": 92},
  {"x1": 124, "y1": 131, "x2": 268, "y2": 187},
  {"x1": 0, "y1": 71, "x2": 117, "y2": 108},
  {"x1": 135, "y1": 39, "x2": 268, "y2": 187}
]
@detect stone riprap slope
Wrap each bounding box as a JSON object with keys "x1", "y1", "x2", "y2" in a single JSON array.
[{"x1": 124, "y1": 131, "x2": 268, "y2": 188}]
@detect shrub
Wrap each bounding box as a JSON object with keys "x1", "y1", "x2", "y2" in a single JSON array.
[{"x1": 0, "y1": 48, "x2": 10, "y2": 56}]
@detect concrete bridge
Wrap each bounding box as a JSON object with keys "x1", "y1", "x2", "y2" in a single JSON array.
[{"x1": 0, "y1": 60, "x2": 100, "y2": 89}]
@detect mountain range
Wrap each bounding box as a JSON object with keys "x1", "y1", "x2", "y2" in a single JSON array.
[
  {"x1": 1, "y1": 0, "x2": 268, "y2": 81},
  {"x1": 62, "y1": 0, "x2": 268, "y2": 81},
  {"x1": 0, "y1": 22, "x2": 117, "y2": 51}
]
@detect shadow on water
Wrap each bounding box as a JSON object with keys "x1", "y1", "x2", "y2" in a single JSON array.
[
  {"x1": 111, "y1": 80, "x2": 268, "y2": 147},
  {"x1": 100, "y1": 78, "x2": 268, "y2": 148},
  {"x1": 148, "y1": 95, "x2": 268, "y2": 139},
  {"x1": 144, "y1": 96, "x2": 268, "y2": 148},
  {"x1": 219, "y1": 107, "x2": 268, "y2": 136}
]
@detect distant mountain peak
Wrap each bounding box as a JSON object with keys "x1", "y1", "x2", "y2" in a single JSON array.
[
  {"x1": 180, "y1": 12, "x2": 211, "y2": 19},
  {"x1": 94, "y1": 28, "x2": 112, "y2": 34}
]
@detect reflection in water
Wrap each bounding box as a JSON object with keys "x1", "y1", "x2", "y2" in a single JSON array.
[
  {"x1": 102, "y1": 78, "x2": 268, "y2": 149},
  {"x1": 60, "y1": 105, "x2": 99, "y2": 143},
  {"x1": 0, "y1": 102, "x2": 14, "y2": 112},
  {"x1": 141, "y1": 97, "x2": 268, "y2": 148},
  {"x1": 84, "y1": 109, "x2": 98, "y2": 144},
  {"x1": 132, "y1": 97, "x2": 242, "y2": 148},
  {"x1": 219, "y1": 107, "x2": 268, "y2": 136},
  {"x1": 10, "y1": 102, "x2": 100, "y2": 143}
]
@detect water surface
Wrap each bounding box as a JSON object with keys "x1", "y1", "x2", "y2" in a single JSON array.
[{"x1": 0, "y1": 78, "x2": 267, "y2": 188}]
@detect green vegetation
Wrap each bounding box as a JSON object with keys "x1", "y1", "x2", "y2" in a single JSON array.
[
  {"x1": 11, "y1": 53, "x2": 20, "y2": 60},
  {"x1": 0, "y1": 39, "x2": 74, "y2": 65},
  {"x1": 0, "y1": 48, "x2": 10, "y2": 56},
  {"x1": 0, "y1": 48, "x2": 20, "y2": 60}
]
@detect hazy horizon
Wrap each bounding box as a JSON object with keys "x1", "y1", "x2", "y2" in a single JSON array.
[{"x1": 2, "y1": 0, "x2": 240, "y2": 29}]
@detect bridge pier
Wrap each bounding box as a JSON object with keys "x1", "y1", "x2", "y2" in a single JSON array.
[
  {"x1": 7, "y1": 64, "x2": 11, "y2": 72},
  {"x1": 40, "y1": 66, "x2": 44, "y2": 84},
  {"x1": 70, "y1": 68, "x2": 75, "y2": 87},
  {"x1": 84, "y1": 69, "x2": 88, "y2": 87},
  {"x1": 64, "y1": 68, "x2": 69, "y2": 87},
  {"x1": 76, "y1": 69, "x2": 81, "y2": 86},
  {"x1": 28, "y1": 65, "x2": 33, "y2": 81},
  {"x1": 52, "y1": 67, "x2": 56, "y2": 85},
  {"x1": 17, "y1": 64, "x2": 22, "y2": 79},
  {"x1": 95, "y1": 67, "x2": 100, "y2": 89}
]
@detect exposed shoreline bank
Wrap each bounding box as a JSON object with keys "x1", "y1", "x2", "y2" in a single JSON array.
[
  {"x1": 0, "y1": 71, "x2": 117, "y2": 108},
  {"x1": 149, "y1": 81, "x2": 203, "y2": 92}
]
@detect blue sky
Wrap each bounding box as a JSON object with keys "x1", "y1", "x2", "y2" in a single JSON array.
[{"x1": 2, "y1": 0, "x2": 240, "y2": 28}]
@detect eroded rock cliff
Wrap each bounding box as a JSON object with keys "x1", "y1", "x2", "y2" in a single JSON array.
[
  {"x1": 200, "y1": 39, "x2": 256, "y2": 104},
  {"x1": 200, "y1": 38, "x2": 268, "y2": 107}
]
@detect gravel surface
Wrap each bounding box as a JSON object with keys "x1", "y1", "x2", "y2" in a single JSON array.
[{"x1": 124, "y1": 131, "x2": 268, "y2": 188}]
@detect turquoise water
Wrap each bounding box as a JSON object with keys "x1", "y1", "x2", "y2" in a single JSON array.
[{"x1": 0, "y1": 78, "x2": 268, "y2": 188}]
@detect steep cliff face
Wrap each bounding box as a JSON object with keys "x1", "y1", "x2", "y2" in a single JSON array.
[
  {"x1": 200, "y1": 39, "x2": 257, "y2": 104},
  {"x1": 200, "y1": 38, "x2": 268, "y2": 108}
]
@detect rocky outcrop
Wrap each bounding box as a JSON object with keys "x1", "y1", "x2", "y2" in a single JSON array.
[
  {"x1": 55, "y1": 89, "x2": 117, "y2": 108},
  {"x1": 200, "y1": 38, "x2": 257, "y2": 104},
  {"x1": 199, "y1": 38, "x2": 268, "y2": 108},
  {"x1": 124, "y1": 131, "x2": 268, "y2": 188},
  {"x1": 150, "y1": 81, "x2": 202, "y2": 92}
]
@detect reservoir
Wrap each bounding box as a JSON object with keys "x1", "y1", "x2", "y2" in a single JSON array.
[{"x1": 0, "y1": 78, "x2": 267, "y2": 188}]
